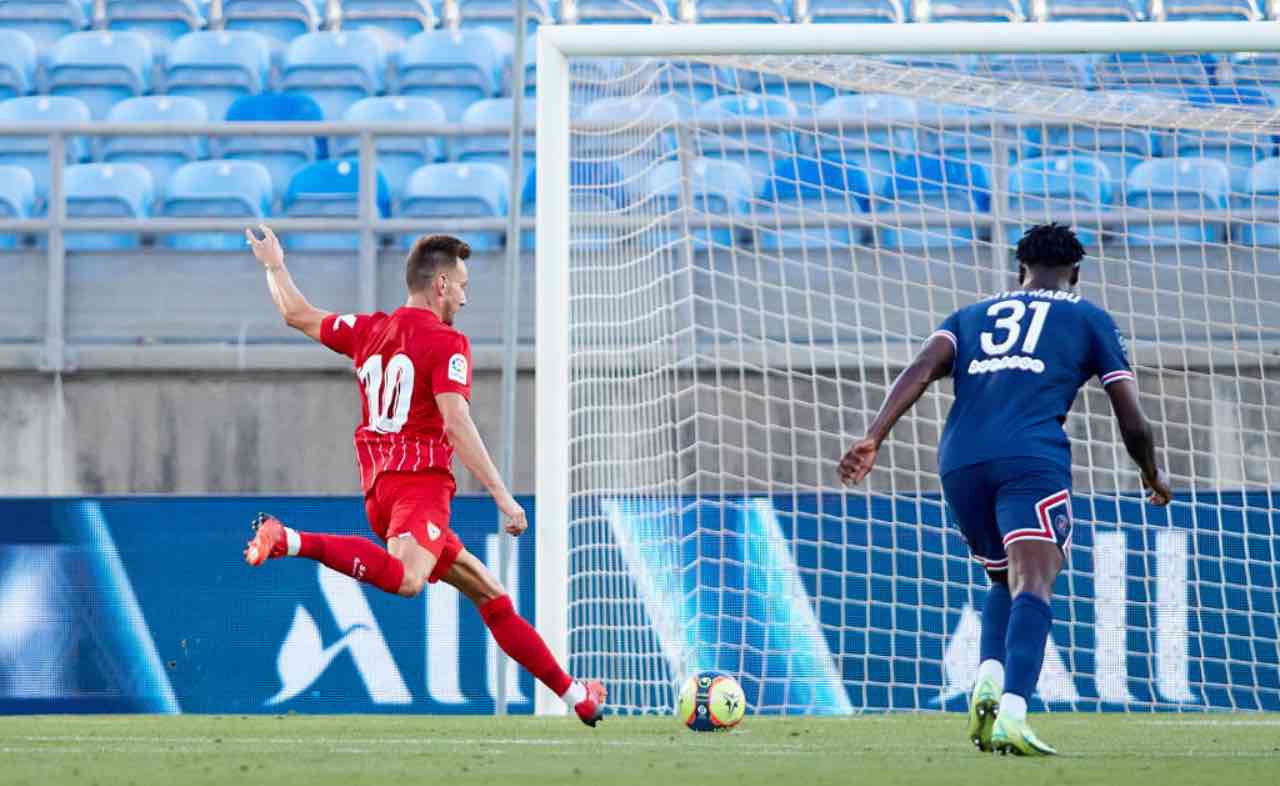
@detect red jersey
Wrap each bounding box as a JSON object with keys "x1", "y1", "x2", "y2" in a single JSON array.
[{"x1": 320, "y1": 307, "x2": 472, "y2": 495}]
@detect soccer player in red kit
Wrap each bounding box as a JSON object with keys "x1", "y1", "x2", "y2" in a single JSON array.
[{"x1": 241, "y1": 226, "x2": 605, "y2": 725}]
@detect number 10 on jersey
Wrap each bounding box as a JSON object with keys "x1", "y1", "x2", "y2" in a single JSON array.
[{"x1": 358, "y1": 354, "x2": 415, "y2": 433}]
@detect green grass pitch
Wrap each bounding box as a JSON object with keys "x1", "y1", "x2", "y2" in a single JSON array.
[{"x1": 1, "y1": 714, "x2": 1277, "y2": 786}]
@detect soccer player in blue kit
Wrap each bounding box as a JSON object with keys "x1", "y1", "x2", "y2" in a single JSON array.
[{"x1": 840, "y1": 223, "x2": 1173, "y2": 756}]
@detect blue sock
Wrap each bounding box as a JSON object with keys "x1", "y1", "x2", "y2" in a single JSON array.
[
  {"x1": 1003, "y1": 592, "x2": 1052, "y2": 700},
  {"x1": 980, "y1": 583, "x2": 1012, "y2": 665}
]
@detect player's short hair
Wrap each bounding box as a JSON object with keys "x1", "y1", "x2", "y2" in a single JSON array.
[
  {"x1": 405, "y1": 234, "x2": 471, "y2": 293},
  {"x1": 1015, "y1": 222, "x2": 1085, "y2": 269}
]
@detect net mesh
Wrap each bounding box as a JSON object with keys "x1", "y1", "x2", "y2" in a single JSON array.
[{"x1": 559, "y1": 49, "x2": 1280, "y2": 715}]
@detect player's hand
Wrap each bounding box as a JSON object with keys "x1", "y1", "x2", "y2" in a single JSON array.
[
  {"x1": 246, "y1": 224, "x2": 284, "y2": 270},
  {"x1": 500, "y1": 498, "x2": 528, "y2": 536},
  {"x1": 839, "y1": 437, "x2": 880, "y2": 486},
  {"x1": 1143, "y1": 467, "x2": 1172, "y2": 507}
]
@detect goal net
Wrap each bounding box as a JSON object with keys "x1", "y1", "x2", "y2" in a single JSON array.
[{"x1": 534, "y1": 23, "x2": 1280, "y2": 716}]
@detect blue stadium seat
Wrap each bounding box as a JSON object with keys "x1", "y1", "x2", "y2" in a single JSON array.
[
  {"x1": 756, "y1": 156, "x2": 869, "y2": 250},
  {"x1": 917, "y1": 0, "x2": 1024, "y2": 22},
  {"x1": 222, "y1": 0, "x2": 322, "y2": 48},
  {"x1": 804, "y1": 0, "x2": 905, "y2": 22},
  {"x1": 578, "y1": 95, "x2": 679, "y2": 179},
  {"x1": 1023, "y1": 95, "x2": 1156, "y2": 198},
  {"x1": 218, "y1": 92, "x2": 325, "y2": 203},
  {"x1": 0, "y1": 29, "x2": 36, "y2": 100},
  {"x1": 647, "y1": 158, "x2": 752, "y2": 248},
  {"x1": 696, "y1": 0, "x2": 792, "y2": 22},
  {"x1": 456, "y1": 97, "x2": 536, "y2": 176},
  {"x1": 103, "y1": 0, "x2": 209, "y2": 53},
  {"x1": 396, "y1": 29, "x2": 509, "y2": 121},
  {"x1": 563, "y1": 0, "x2": 675, "y2": 23},
  {"x1": 281, "y1": 31, "x2": 389, "y2": 121},
  {"x1": 334, "y1": 96, "x2": 447, "y2": 197},
  {"x1": 62, "y1": 163, "x2": 154, "y2": 250},
  {"x1": 912, "y1": 100, "x2": 1005, "y2": 171},
  {"x1": 47, "y1": 31, "x2": 154, "y2": 120},
  {"x1": 814, "y1": 94, "x2": 918, "y2": 197},
  {"x1": 1035, "y1": 0, "x2": 1142, "y2": 21},
  {"x1": 0, "y1": 0, "x2": 90, "y2": 51},
  {"x1": 982, "y1": 54, "x2": 1097, "y2": 89},
  {"x1": 0, "y1": 164, "x2": 35, "y2": 248},
  {"x1": 0, "y1": 96, "x2": 92, "y2": 206},
  {"x1": 1006, "y1": 156, "x2": 1112, "y2": 246},
  {"x1": 282, "y1": 158, "x2": 390, "y2": 250},
  {"x1": 456, "y1": 0, "x2": 555, "y2": 36},
  {"x1": 696, "y1": 93, "x2": 799, "y2": 192},
  {"x1": 1126, "y1": 158, "x2": 1230, "y2": 245},
  {"x1": 875, "y1": 155, "x2": 991, "y2": 249},
  {"x1": 1157, "y1": 0, "x2": 1261, "y2": 20},
  {"x1": 1225, "y1": 53, "x2": 1280, "y2": 92},
  {"x1": 1157, "y1": 87, "x2": 1277, "y2": 194},
  {"x1": 161, "y1": 160, "x2": 273, "y2": 250},
  {"x1": 101, "y1": 97, "x2": 209, "y2": 199},
  {"x1": 164, "y1": 31, "x2": 272, "y2": 121},
  {"x1": 1096, "y1": 53, "x2": 1214, "y2": 89},
  {"x1": 399, "y1": 162, "x2": 508, "y2": 251},
  {"x1": 339, "y1": 0, "x2": 436, "y2": 39},
  {"x1": 1236, "y1": 158, "x2": 1280, "y2": 247}
]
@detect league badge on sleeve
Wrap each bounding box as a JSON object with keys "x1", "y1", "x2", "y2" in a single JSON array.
[{"x1": 448, "y1": 353, "x2": 468, "y2": 385}]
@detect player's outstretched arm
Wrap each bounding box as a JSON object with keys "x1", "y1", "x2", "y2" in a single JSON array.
[
  {"x1": 1103, "y1": 378, "x2": 1172, "y2": 506},
  {"x1": 246, "y1": 225, "x2": 330, "y2": 343},
  {"x1": 436, "y1": 392, "x2": 528, "y2": 536},
  {"x1": 840, "y1": 336, "x2": 955, "y2": 486}
]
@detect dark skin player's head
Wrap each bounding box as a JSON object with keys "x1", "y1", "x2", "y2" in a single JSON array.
[{"x1": 1015, "y1": 223, "x2": 1085, "y2": 290}]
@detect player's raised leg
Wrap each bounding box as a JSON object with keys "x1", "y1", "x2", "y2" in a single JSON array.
[
  {"x1": 244, "y1": 513, "x2": 424, "y2": 596},
  {"x1": 990, "y1": 539, "x2": 1061, "y2": 757},
  {"x1": 444, "y1": 548, "x2": 607, "y2": 726},
  {"x1": 968, "y1": 568, "x2": 1010, "y2": 752}
]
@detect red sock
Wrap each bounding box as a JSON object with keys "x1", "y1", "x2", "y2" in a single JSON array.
[
  {"x1": 297, "y1": 532, "x2": 405, "y2": 595},
  {"x1": 480, "y1": 595, "x2": 574, "y2": 697}
]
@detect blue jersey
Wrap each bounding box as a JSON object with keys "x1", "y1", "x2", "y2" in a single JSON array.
[{"x1": 933, "y1": 288, "x2": 1133, "y2": 476}]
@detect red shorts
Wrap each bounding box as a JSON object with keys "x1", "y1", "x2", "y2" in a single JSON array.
[{"x1": 365, "y1": 470, "x2": 463, "y2": 583}]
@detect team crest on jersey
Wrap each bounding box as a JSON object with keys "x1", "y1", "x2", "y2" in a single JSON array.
[{"x1": 447, "y1": 353, "x2": 468, "y2": 385}]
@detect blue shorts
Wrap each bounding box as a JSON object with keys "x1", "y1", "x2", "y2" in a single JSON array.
[{"x1": 941, "y1": 458, "x2": 1073, "y2": 572}]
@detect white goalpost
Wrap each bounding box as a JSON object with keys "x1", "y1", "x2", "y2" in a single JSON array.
[{"x1": 535, "y1": 22, "x2": 1280, "y2": 716}]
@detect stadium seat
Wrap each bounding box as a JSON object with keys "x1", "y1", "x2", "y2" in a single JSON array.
[
  {"x1": 916, "y1": 0, "x2": 1024, "y2": 22},
  {"x1": 1006, "y1": 156, "x2": 1113, "y2": 246},
  {"x1": 103, "y1": 0, "x2": 209, "y2": 53},
  {"x1": 334, "y1": 96, "x2": 447, "y2": 197},
  {"x1": 874, "y1": 155, "x2": 991, "y2": 249},
  {"x1": 803, "y1": 0, "x2": 905, "y2": 22},
  {"x1": 1022, "y1": 94, "x2": 1157, "y2": 198},
  {"x1": 221, "y1": 0, "x2": 322, "y2": 48},
  {"x1": 696, "y1": 93, "x2": 799, "y2": 192},
  {"x1": 0, "y1": 0, "x2": 90, "y2": 51},
  {"x1": 646, "y1": 157, "x2": 752, "y2": 248},
  {"x1": 282, "y1": 158, "x2": 390, "y2": 250},
  {"x1": 912, "y1": 100, "x2": 1005, "y2": 171},
  {"x1": 160, "y1": 160, "x2": 273, "y2": 250},
  {"x1": 814, "y1": 94, "x2": 918, "y2": 197},
  {"x1": 217, "y1": 92, "x2": 325, "y2": 204},
  {"x1": 396, "y1": 29, "x2": 510, "y2": 121},
  {"x1": 1125, "y1": 158, "x2": 1230, "y2": 245},
  {"x1": 1156, "y1": 0, "x2": 1262, "y2": 20},
  {"x1": 455, "y1": 0, "x2": 556, "y2": 36},
  {"x1": 1096, "y1": 52, "x2": 1214, "y2": 89},
  {"x1": 456, "y1": 97, "x2": 536, "y2": 176},
  {"x1": 339, "y1": 0, "x2": 436, "y2": 39},
  {"x1": 280, "y1": 31, "x2": 389, "y2": 121},
  {"x1": 1157, "y1": 87, "x2": 1277, "y2": 194},
  {"x1": 399, "y1": 162, "x2": 508, "y2": 251},
  {"x1": 981, "y1": 54, "x2": 1098, "y2": 89},
  {"x1": 695, "y1": 0, "x2": 792, "y2": 23},
  {"x1": 562, "y1": 0, "x2": 675, "y2": 23},
  {"x1": 577, "y1": 95, "x2": 679, "y2": 180},
  {"x1": 47, "y1": 31, "x2": 154, "y2": 120},
  {"x1": 756, "y1": 155, "x2": 870, "y2": 249},
  {"x1": 164, "y1": 31, "x2": 272, "y2": 121},
  {"x1": 0, "y1": 29, "x2": 36, "y2": 100},
  {"x1": 0, "y1": 164, "x2": 35, "y2": 249},
  {"x1": 1034, "y1": 0, "x2": 1142, "y2": 21},
  {"x1": 62, "y1": 162, "x2": 154, "y2": 250},
  {"x1": 0, "y1": 96, "x2": 92, "y2": 205},
  {"x1": 1235, "y1": 158, "x2": 1280, "y2": 247},
  {"x1": 1225, "y1": 53, "x2": 1280, "y2": 93},
  {"x1": 101, "y1": 97, "x2": 209, "y2": 200}
]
